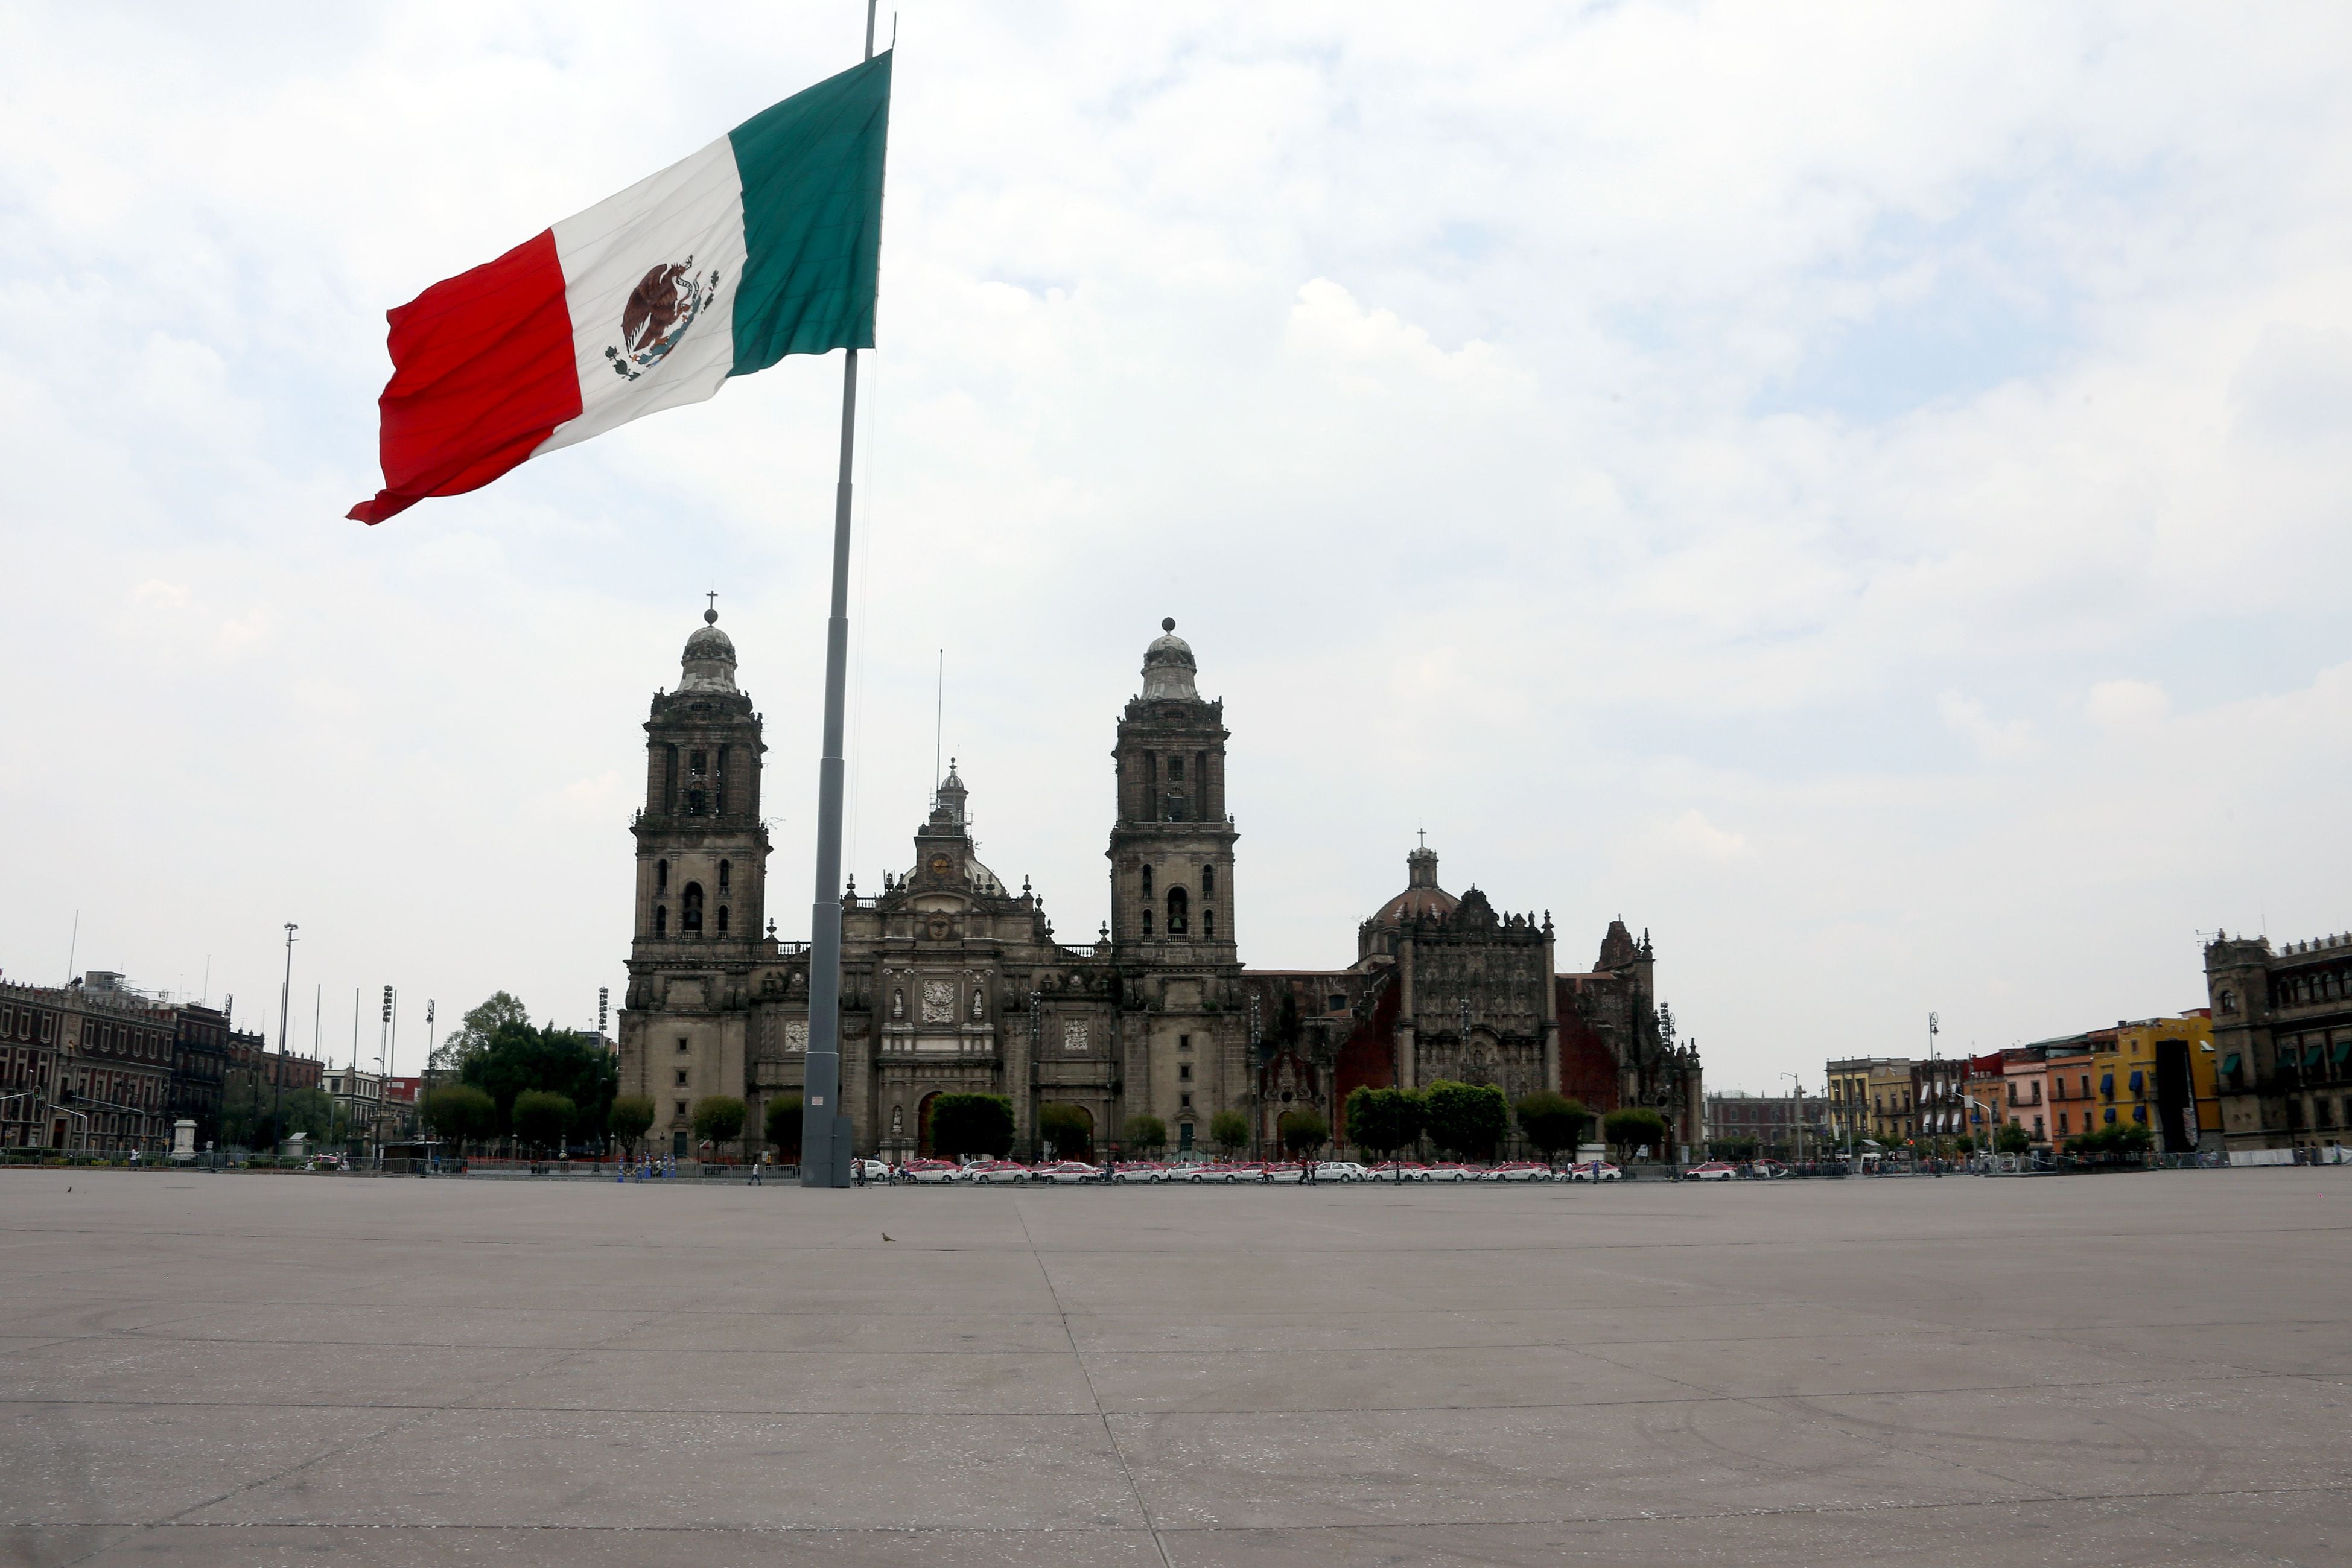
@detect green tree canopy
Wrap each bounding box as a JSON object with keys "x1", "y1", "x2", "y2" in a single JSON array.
[
  {"x1": 1038, "y1": 1102, "x2": 1094, "y2": 1161},
  {"x1": 444, "y1": 991, "x2": 532, "y2": 1070},
  {"x1": 1603, "y1": 1106, "x2": 1671, "y2": 1157},
  {"x1": 1994, "y1": 1123, "x2": 2033, "y2": 1154},
  {"x1": 458, "y1": 1018, "x2": 618, "y2": 1140},
  {"x1": 422, "y1": 1083, "x2": 497, "y2": 1151},
  {"x1": 1277, "y1": 1107, "x2": 1329, "y2": 1157},
  {"x1": 764, "y1": 1095, "x2": 803, "y2": 1158},
  {"x1": 1513, "y1": 1092, "x2": 1590, "y2": 1161},
  {"x1": 608, "y1": 1094, "x2": 656, "y2": 1155},
  {"x1": 691, "y1": 1096, "x2": 747, "y2": 1149},
  {"x1": 513, "y1": 1090, "x2": 576, "y2": 1154},
  {"x1": 1423, "y1": 1080, "x2": 1508, "y2": 1160},
  {"x1": 1120, "y1": 1113, "x2": 1167, "y2": 1155},
  {"x1": 2067, "y1": 1121, "x2": 2154, "y2": 1157},
  {"x1": 1711, "y1": 1134, "x2": 1761, "y2": 1163},
  {"x1": 1209, "y1": 1108, "x2": 1250, "y2": 1157},
  {"x1": 928, "y1": 1093, "x2": 1014, "y2": 1160},
  {"x1": 1344, "y1": 1085, "x2": 1424, "y2": 1161}
]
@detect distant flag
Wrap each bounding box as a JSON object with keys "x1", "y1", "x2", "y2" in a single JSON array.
[{"x1": 348, "y1": 54, "x2": 891, "y2": 524}]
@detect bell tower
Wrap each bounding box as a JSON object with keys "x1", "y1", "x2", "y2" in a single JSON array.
[
  {"x1": 1108, "y1": 620, "x2": 1237, "y2": 959},
  {"x1": 618, "y1": 602, "x2": 771, "y2": 1155}
]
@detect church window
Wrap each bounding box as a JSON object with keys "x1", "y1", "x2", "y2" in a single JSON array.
[
  {"x1": 690, "y1": 749, "x2": 707, "y2": 778},
  {"x1": 718, "y1": 860, "x2": 730, "y2": 894},
  {"x1": 2219, "y1": 989, "x2": 2236, "y2": 1015},
  {"x1": 1142, "y1": 909, "x2": 1153, "y2": 936},
  {"x1": 717, "y1": 906, "x2": 729, "y2": 935},
  {"x1": 1165, "y1": 793, "x2": 1186, "y2": 822},
  {"x1": 1141, "y1": 865, "x2": 1152, "y2": 898},
  {"x1": 1180, "y1": 1092, "x2": 1192, "y2": 1108},
  {"x1": 656, "y1": 860, "x2": 669, "y2": 894},
  {"x1": 716, "y1": 746, "x2": 728, "y2": 814},
  {"x1": 654, "y1": 905, "x2": 668, "y2": 937},
  {"x1": 1203, "y1": 908, "x2": 1215, "y2": 938},
  {"x1": 675, "y1": 1070, "x2": 688, "y2": 1087},
  {"x1": 676, "y1": 1037, "x2": 688, "y2": 1053},
  {"x1": 688, "y1": 787, "x2": 706, "y2": 815},
  {"x1": 682, "y1": 884, "x2": 705, "y2": 935},
  {"x1": 1167, "y1": 887, "x2": 1189, "y2": 934},
  {"x1": 1180, "y1": 1063, "x2": 1191, "y2": 1081},
  {"x1": 1201, "y1": 865, "x2": 1214, "y2": 897},
  {"x1": 664, "y1": 744, "x2": 679, "y2": 809},
  {"x1": 1178, "y1": 1034, "x2": 1191, "y2": 1051},
  {"x1": 1168, "y1": 757, "x2": 1184, "y2": 781},
  {"x1": 675, "y1": 1100, "x2": 687, "y2": 1117}
]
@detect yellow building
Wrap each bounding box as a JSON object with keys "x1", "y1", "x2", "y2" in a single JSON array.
[
  {"x1": 2101, "y1": 1009, "x2": 2218, "y2": 1153},
  {"x1": 1866, "y1": 1058, "x2": 1916, "y2": 1147}
]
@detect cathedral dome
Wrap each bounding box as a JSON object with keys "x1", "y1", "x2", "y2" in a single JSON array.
[
  {"x1": 680, "y1": 605, "x2": 738, "y2": 693},
  {"x1": 1370, "y1": 843, "x2": 1458, "y2": 926},
  {"x1": 1140, "y1": 617, "x2": 1199, "y2": 701}
]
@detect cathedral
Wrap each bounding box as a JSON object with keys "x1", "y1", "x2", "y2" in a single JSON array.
[{"x1": 617, "y1": 610, "x2": 1703, "y2": 1162}]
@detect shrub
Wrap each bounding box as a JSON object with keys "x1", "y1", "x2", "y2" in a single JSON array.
[
  {"x1": 1038, "y1": 1103, "x2": 1095, "y2": 1161},
  {"x1": 1513, "y1": 1092, "x2": 1589, "y2": 1162},
  {"x1": 423, "y1": 1084, "x2": 497, "y2": 1152},
  {"x1": 1423, "y1": 1080, "x2": 1508, "y2": 1160},
  {"x1": 1344, "y1": 1086, "x2": 1425, "y2": 1161},
  {"x1": 691, "y1": 1096, "x2": 748, "y2": 1151},
  {"x1": 928, "y1": 1093, "x2": 1015, "y2": 1160},
  {"x1": 764, "y1": 1095, "x2": 804, "y2": 1160},
  {"x1": 1603, "y1": 1106, "x2": 1671, "y2": 1158},
  {"x1": 512, "y1": 1090, "x2": 576, "y2": 1155},
  {"x1": 1277, "y1": 1108, "x2": 1329, "y2": 1157},
  {"x1": 2066, "y1": 1121, "x2": 2154, "y2": 1158},
  {"x1": 1209, "y1": 1109, "x2": 1251, "y2": 1158},
  {"x1": 1120, "y1": 1114, "x2": 1167, "y2": 1156},
  {"x1": 608, "y1": 1094, "x2": 656, "y2": 1156}
]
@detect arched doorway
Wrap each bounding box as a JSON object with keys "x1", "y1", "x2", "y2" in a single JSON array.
[
  {"x1": 915, "y1": 1091, "x2": 942, "y2": 1157},
  {"x1": 1040, "y1": 1102, "x2": 1094, "y2": 1161}
]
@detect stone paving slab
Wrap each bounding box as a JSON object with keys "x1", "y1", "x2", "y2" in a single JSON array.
[{"x1": 2, "y1": 1169, "x2": 2347, "y2": 1565}]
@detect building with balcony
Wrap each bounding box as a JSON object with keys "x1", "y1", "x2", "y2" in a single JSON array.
[{"x1": 2206, "y1": 929, "x2": 2351, "y2": 1154}]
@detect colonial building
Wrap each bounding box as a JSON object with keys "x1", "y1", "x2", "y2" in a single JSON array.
[
  {"x1": 2206, "y1": 928, "x2": 2351, "y2": 1154},
  {"x1": 0, "y1": 974, "x2": 176, "y2": 1153},
  {"x1": 617, "y1": 609, "x2": 1703, "y2": 1161},
  {"x1": 1703, "y1": 1090, "x2": 1828, "y2": 1160}
]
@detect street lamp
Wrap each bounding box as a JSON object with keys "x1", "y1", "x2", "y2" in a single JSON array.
[
  {"x1": 1781, "y1": 1072, "x2": 1806, "y2": 1165},
  {"x1": 273, "y1": 924, "x2": 298, "y2": 1152}
]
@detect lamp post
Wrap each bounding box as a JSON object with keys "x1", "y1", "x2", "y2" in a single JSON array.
[
  {"x1": 273, "y1": 924, "x2": 297, "y2": 1152},
  {"x1": 1781, "y1": 1072, "x2": 1805, "y2": 1165}
]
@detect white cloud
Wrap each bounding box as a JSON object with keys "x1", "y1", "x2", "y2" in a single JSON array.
[{"x1": 2, "y1": 0, "x2": 2348, "y2": 1091}]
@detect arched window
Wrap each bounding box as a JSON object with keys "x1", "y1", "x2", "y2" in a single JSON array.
[
  {"x1": 1203, "y1": 907, "x2": 1216, "y2": 938},
  {"x1": 1164, "y1": 793, "x2": 1187, "y2": 822},
  {"x1": 1166, "y1": 886, "x2": 1189, "y2": 935},
  {"x1": 1140, "y1": 865, "x2": 1153, "y2": 898},
  {"x1": 1142, "y1": 909, "x2": 1154, "y2": 936},
  {"x1": 2219, "y1": 989, "x2": 2236, "y2": 1015},
  {"x1": 718, "y1": 860, "x2": 731, "y2": 894},
  {"x1": 682, "y1": 884, "x2": 705, "y2": 936},
  {"x1": 1169, "y1": 757, "x2": 1184, "y2": 781},
  {"x1": 656, "y1": 859, "x2": 669, "y2": 894},
  {"x1": 1201, "y1": 864, "x2": 1215, "y2": 897},
  {"x1": 717, "y1": 905, "x2": 729, "y2": 935},
  {"x1": 655, "y1": 906, "x2": 668, "y2": 937}
]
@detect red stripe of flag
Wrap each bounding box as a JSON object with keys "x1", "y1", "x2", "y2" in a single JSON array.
[{"x1": 348, "y1": 230, "x2": 582, "y2": 525}]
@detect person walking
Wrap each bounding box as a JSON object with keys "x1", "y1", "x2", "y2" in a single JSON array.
[{"x1": 749, "y1": 1152, "x2": 764, "y2": 1186}]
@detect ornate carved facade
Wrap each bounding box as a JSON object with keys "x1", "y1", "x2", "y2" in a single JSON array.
[{"x1": 618, "y1": 611, "x2": 1702, "y2": 1160}]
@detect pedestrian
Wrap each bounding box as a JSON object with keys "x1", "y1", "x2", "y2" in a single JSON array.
[
  {"x1": 853, "y1": 1157, "x2": 865, "y2": 1187},
  {"x1": 749, "y1": 1152, "x2": 764, "y2": 1186}
]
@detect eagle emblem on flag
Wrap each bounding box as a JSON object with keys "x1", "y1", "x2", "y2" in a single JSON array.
[{"x1": 604, "y1": 258, "x2": 721, "y2": 381}]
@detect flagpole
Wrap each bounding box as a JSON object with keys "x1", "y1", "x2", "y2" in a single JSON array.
[{"x1": 801, "y1": 0, "x2": 880, "y2": 1189}]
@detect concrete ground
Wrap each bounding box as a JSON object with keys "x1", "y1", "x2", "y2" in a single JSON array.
[{"x1": 2, "y1": 1170, "x2": 2347, "y2": 1567}]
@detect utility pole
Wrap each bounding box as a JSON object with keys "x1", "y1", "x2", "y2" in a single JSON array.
[{"x1": 273, "y1": 924, "x2": 297, "y2": 1154}]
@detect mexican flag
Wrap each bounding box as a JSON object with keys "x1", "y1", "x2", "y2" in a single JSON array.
[{"x1": 349, "y1": 54, "x2": 891, "y2": 524}]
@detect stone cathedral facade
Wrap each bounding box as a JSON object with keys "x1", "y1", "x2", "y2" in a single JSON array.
[{"x1": 618, "y1": 611, "x2": 1702, "y2": 1161}]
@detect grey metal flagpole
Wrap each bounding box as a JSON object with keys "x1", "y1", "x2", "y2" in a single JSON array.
[{"x1": 801, "y1": 0, "x2": 880, "y2": 1189}]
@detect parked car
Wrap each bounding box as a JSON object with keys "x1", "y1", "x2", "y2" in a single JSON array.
[
  {"x1": 1564, "y1": 1160, "x2": 1622, "y2": 1182},
  {"x1": 1483, "y1": 1161, "x2": 1553, "y2": 1182},
  {"x1": 1108, "y1": 1161, "x2": 1161, "y2": 1182},
  {"x1": 851, "y1": 1158, "x2": 891, "y2": 1182},
  {"x1": 1746, "y1": 1160, "x2": 1790, "y2": 1180},
  {"x1": 1369, "y1": 1161, "x2": 1432, "y2": 1182},
  {"x1": 1682, "y1": 1161, "x2": 1738, "y2": 1181},
  {"x1": 1315, "y1": 1161, "x2": 1371, "y2": 1182},
  {"x1": 1422, "y1": 1163, "x2": 1476, "y2": 1182},
  {"x1": 963, "y1": 1160, "x2": 1032, "y2": 1184},
  {"x1": 1035, "y1": 1161, "x2": 1103, "y2": 1184},
  {"x1": 901, "y1": 1159, "x2": 961, "y2": 1183}
]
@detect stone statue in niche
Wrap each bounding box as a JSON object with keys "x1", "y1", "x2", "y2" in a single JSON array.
[
  {"x1": 970, "y1": 988, "x2": 985, "y2": 1020},
  {"x1": 891, "y1": 1104, "x2": 904, "y2": 1134},
  {"x1": 891, "y1": 988, "x2": 904, "y2": 1020}
]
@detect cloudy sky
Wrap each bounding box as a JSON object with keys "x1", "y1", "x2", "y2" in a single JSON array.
[{"x1": 4, "y1": 1, "x2": 2347, "y2": 1090}]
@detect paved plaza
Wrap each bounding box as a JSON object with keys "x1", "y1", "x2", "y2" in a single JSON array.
[{"x1": 3, "y1": 1170, "x2": 2348, "y2": 1566}]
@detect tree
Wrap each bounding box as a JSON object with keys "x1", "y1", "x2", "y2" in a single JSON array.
[
  {"x1": 1994, "y1": 1123, "x2": 2033, "y2": 1154},
  {"x1": 422, "y1": 1083, "x2": 496, "y2": 1153},
  {"x1": 1711, "y1": 1134, "x2": 1761, "y2": 1163},
  {"x1": 2067, "y1": 1121, "x2": 2155, "y2": 1158},
  {"x1": 1603, "y1": 1106, "x2": 1671, "y2": 1159},
  {"x1": 1120, "y1": 1114, "x2": 1167, "y2": 1156},
  {"x1": 445, "y1": 991, "x2": 532, "y2": 1070},
  {"x1": 1344, "y1": 1085, "x2": 1425, "y2": 1161},
  {"x1": 1423, "y1": 1080, "x2": 1508, "y2": 1160},
  {"x1": 513, "y1": 1090, "x2": 576, "y2": 1156},
  {"x1": 1038, "y1": 1102, "x2": 1094, "y2": 1161},
  {"x1": 608, "y1": 1094, "x2": 656, "y2": 1157},
  {"x1": 1209, "y1": 1109, "x2": 1250, "y2": 1158},
  {"x1": 459, "y1": 1019, "x2": 618, "y2": 1144},
  {"x1": 928, "y1": 1093, "x2": 1014, "y2": 1160},
  {"x1": 1513, "y1": 1092, "x2": 1590, "y2": 1164},
  {"x1": 1277, "y1": 1108, "x2": 1329, "y2": 1158},
  {"x1": 691, "y1": 1096, "x2": 747, "y2": 1156},
  {"x1": 764, "y1": 1095, "x2": 803, "y2": 1161}
]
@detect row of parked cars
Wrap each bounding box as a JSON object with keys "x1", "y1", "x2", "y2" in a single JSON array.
[{"x1": 873, "y1": 1157, "x2": 1630, "y2": 1184}]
